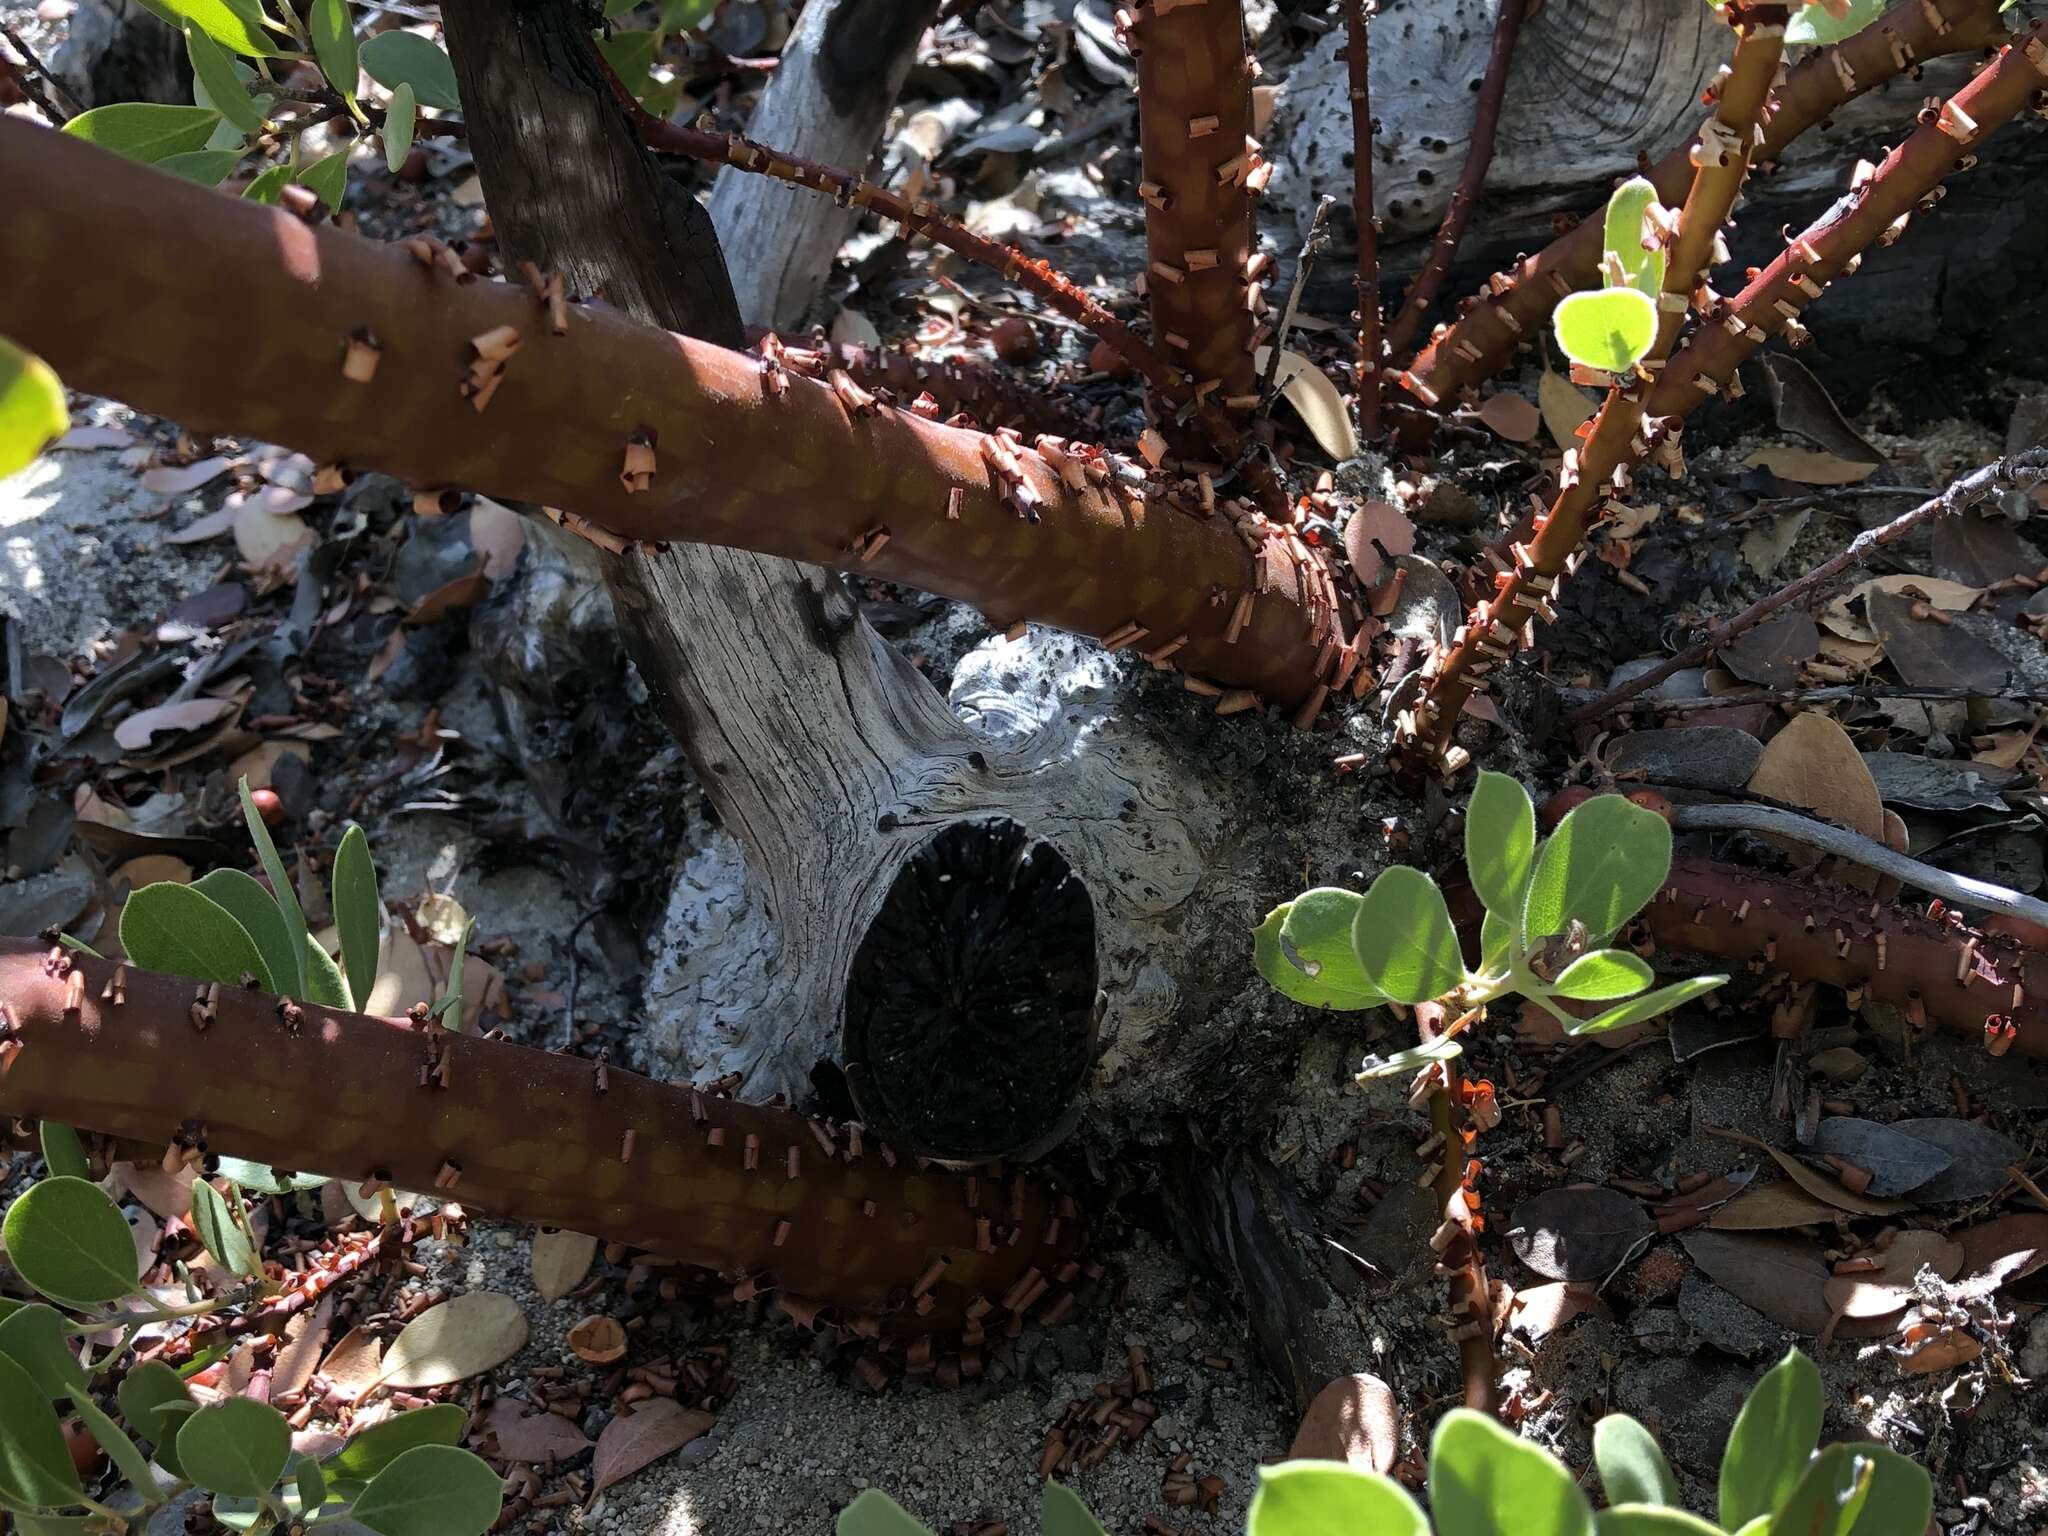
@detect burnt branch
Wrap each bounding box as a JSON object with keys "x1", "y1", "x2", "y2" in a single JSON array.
[
  {"x1": 1411, "y1": 15, "x2": 2048, "y2": 763},
  {"x1": 1343, "y1": 0, "x2": 1382, "y2": 439},
  {"x1": 1380, "y1": 0, "x2": 1528, "y2": 364},
  {"x1": 0, "y1": 119, "x2": 1345, "y2": 709},
  {"x1": 0, "y1": 940, "x2": 1086, "y2": 1339},
  {"x1": 1400, "y1": 0, "x2": 2009, "y2": 407}
]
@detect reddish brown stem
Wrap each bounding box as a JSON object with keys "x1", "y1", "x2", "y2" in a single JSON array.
[
  {"x1": 1126, "y1": 0, "x2": 1262, "y2": 451},
  {"x1": 1413, "y1": 16, "x2": 2047, "y2": 763},
  {"x1": 0, "y1": 119, "x2": 1346, "y2": 710},
  {"x1": 1567, "y1": 448, "x2": 2048, "y2": 725},
  {"x1": 758, "y1": 334, "x2": 1087, "y2": 439},
  {"x1": 1415, "y1": 1002, "x2": 1496, "y2": 1413},
  {"x1": 0, "y1": 940, "x2": 1084, "y2": 1341},
  {"x1": 1399, "y1": 0, "x2": 2009, "y2": 407},
  {"x1": 1343, "y1": 0, "x2": 1382, "y2": 439},
  {"x1": 1649, "y1": 860, "x2": 2048, "y2": 1060},
  {"x1": 1380, "y1": 0, "x2": 1527, "y2": 364}
]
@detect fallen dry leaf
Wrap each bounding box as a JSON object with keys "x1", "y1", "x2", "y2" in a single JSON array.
[
  {"x1": 828, "y1": 307, "x2": 882, "y2": 349},
  {"x1": 1539, "y1": 369, "x2": 1596, "y2": 451},
  {"x1": 373, "y1": 1292, "x2": 529, "y2": 1390},
  {"x1": 1507, "y1": 1186, "x2": 1653, "y2": 1282},
  {"x1": 567, "y1": 1314, "x2": 627, "y2": 1365},
  {"x1": 1288, "y1": 1374, "x2": 1397, "y2": 1473},
  {"x1": 165, "y1": 507, "x2": 239, "y2": 545},
  {"x1": 317, "y1": 1325, "x2": 387, "y2": 1402},
  {"x1": 272, "y1": 1293, "x2": 336, "y2": 1401},
  {"x1": 1809, "y1": 1118, "x2": 1956, "y2": 1198},
  {"x1": 1741, "y1": 446, "x2": 1877, "y2": 485},
  {"x1": 1719, "y1": 611, "x2": 1819, "y2": 688},
  {"x1": 1820, "y1": 574, "x2": 1978, "y2": 644},
  {"x1": 1475, "y1": 391, "x2": 1540, "y2": 444},
  {"x1": 1709, "y1": 1128, "x2": 1911, "y2": 1218},
  {"x1": 1680, "y1": 1229, "x2": 1832, "y2": 1335},
  {"x1": 468, "y1": 498, "x2": 526, "y2": 582},
  {"x1": 475, "y1": 1399, "x2": 593, "y2": 1464},
  {"x1": 1745, "y1": 711, "x2": 1887, "y2": 847},
  {"x1": 1868, "y1": 590, "x2": 2011, "y2": 694},
  {"x1": 588, "y1": 1400, "x2": 716, "y2": 1504},
  {"x1": 117, "y1": 1160, "x2": 195, "y2": 1220},
  {"x1": 1502, "y1": 1280, "x2": 1609, "y2": 1344},
  {"x1": 531, "y1": 1229, "x2": 599, "y2": 1303},
  {"x1": 1254, "y1": 346, "x2": 1357, "y2": 461},
  {"x1": 1707, "y1": 1179, "x2": 1842, "y2": 1232},
  {"x1": 1953, "y1": 1213, "x2": 2048, "y2": 1291},
  {"x1": 140, "y1": 456, "x2": 231, "y2": 496},
  {"x1": 1343, "y1": 501, "x2": 1415, "y2": 588},
  {"x1": 1823, "y1": 1229, "x2": 1963, "y2": 1321},
  {"x1": 54, "y1": 425, "x2": 136, "y2": 451},
  {"x1": 112, "y1": 697, "x2": 237, "y2": 752},
  {"x1": 232, "y1": 497, "x2": 315, "y2": 570},
  {"x1": 110, "y1": 854, "x2": 194, "y2": 891}
]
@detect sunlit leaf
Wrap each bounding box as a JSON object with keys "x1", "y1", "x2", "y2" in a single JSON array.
[
  {"x1": 1553, "y1": 287, "x2": 1657, "y2": 375},
  {"x1": 1719, "y1": 1349, "x2": 1822, "y2": 1530},
  {"x1": 177, "y1": 1398, "x2": 292, "y2": 1498},
  {"x1": 0, "y1": 336, "x2": 67, "y2": 481},
  {"x1": 1566, "y1": 976, "x2": 1726, "y2": 1036},
  {"x1": 1356, "y1": 1033, "x2": 1464, "y2": 1083},
  {"x1": 134, "y1": 0, "x2": 297, "y2": 58},
  {"x1": 1594, "y1": 1414, "x2": 1678, "y2": 1507},
  {"x1": 62, "y1": 103, "x2": 225, "y2": 164},
  {"x1": 36, "y1": 1124, "x2": 89, "y2": 1183},
  {"x1": 184, "y1": 21, "x2": 264, "y2": 134},
  {"x1": 1466, "y1": 770, "x2": 1538, "y2": 921},
  {"x1": 192, "y1": 869, "x2": 299, "y2": 1005},
  {"x1": 1042, "y1": 1479, "x2": 1109, "y2": 1536},
  {"x1": 350, "y1": 1446, "x2": 505, "y2": 1536},
  {"x1": 1253, "y1": 889, "x2": 1386, "y2": 1012},
  {"x1": 190, "y1": 1179, "x2": 263, "y2": 1280},
  {"x1": 1352, "y1": 865, "x2": 1463, "y2": 1005},
  {"x1": 297, "y1": 149, "x2": 350, "y2": 214},
  {"x1": 837, "y1": 1490, "x2": 936, "y2": 1535},
  {"x1": 383, "y1": 83, "x2": 418, "y2": 175},
  {"x1": 328, "y1": 1405, "x2": 466, "y2": 1483},
  {"x1": 1786, "y1": 0, "x2": 1887, "y2": 45},
  {"x1": 1550, "y1": 949, "x2": 1655, "y2": 1001},
  {"x1": 1248, "y1": 1461, "x2": 1428, "y2": 1536},
  {"x1": 1522, "y1": 793, "x2": 1672, "y2": 946},
  {"x1": 307, "y1": 0, "x2": 359, "y2": 106},
  {"x1": 1602, "y1": 176, "x2": 1667, "y2": 296},
  {"x1": 239, "y1": 776, "x2": 307, "y2": 995},
  {"x1": 1431, "y1": 1408, "x2": 1594, "y2": 1536}
]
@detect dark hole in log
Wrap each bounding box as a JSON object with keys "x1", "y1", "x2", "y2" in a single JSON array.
[{"x1": 841, "y1": 818, "x2": 1096, "y2": 1164}]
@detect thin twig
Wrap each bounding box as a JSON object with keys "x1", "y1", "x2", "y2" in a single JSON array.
[
  {"x1": 1672, "y1": 802, "x2": 2048, "y2": 928},
  {"x1": 1256, "y1": 195, "x2": 1334, "y2": 419},
  {"x1": 0, "y1": 21, "x2": 81, "y2": 123},
  {"x1": 1341, "y1": 0, "x2": 1381, "y2": 439},
  {"x1": 1569, "y1": 449, "x2": 2048, "y2": 724},
  {"x1": 1561, "y1": 682, "x2": 2048, "y2": 716},
  {"x1": 1380, "y1": 0, "x2": 1526, "y2": 361}
]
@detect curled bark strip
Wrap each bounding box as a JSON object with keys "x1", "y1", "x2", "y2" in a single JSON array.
[
  {"x1": 1400, "y1": 0, "x2": 2008, "y2": 407},
  {"x1": 1412, "y1": 16, "x2": 2048, "y2": 762},
  {"x1": 1671, "y1": 805, "x2": 2048, "y2": 929},
  {"x1": 0, "y1": 941, "x2": 1085, "y2": 1336},
  {"x1": 1379, "y1": 0, "x2": 1528, "y2": 364},
  {"x1": 1567, "y1": 448, "x2": 2048, "y2": 722},
  {"x1": 1650, "y1": 859, "x2": 2048, "y2": 1060},
  {"x1": 0, "y1": 120, "x2": 1340, "y2": 706},
  {"x1": 1343, "y1": 0, "x2": 1382, "y2": 438},
  {"x1": 763, "y1": 335, "x2": 1088, "y2": 438},
  {"x1": 1126, "y1": 0, "x2": 1261, "y2": 435}
]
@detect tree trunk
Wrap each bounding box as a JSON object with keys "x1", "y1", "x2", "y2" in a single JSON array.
[{"x1": 705, "y1": 0, "x2": 943, "y2": 331}]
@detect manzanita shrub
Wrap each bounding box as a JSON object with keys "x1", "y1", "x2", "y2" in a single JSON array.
[
  {"x1": 1255, "y1": 772, "x2": 1725, "y2": 1078},
  {"x1": 837, "y1": 1349, "x2": 1930, "y2": 1535},
  {"x1": 3, "y1": 789, "x2": 500, "y2": 1536}
]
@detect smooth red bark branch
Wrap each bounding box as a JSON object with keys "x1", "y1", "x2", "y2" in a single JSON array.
[
  {"x1": 1414, "y1": 1003, "x2": 1496, "y2": 1414},
  {"x1": 1380, "y1": 0, "x2": 1528, "y2": 364},
  {"x1": 1343, "y1": 0, "x2": 1382, "y2": 439},
  {"x1": 1400, "y1": 0, "x2": 2009, "y2": 407},
  {"x1": 1412, "y1": 16, "x2": 2047, "y2": 760},
  {"x1": 1126, "y1": 0, "x2": 1262, "y2": 438},
  {"x1": 0, "y1": 119, "x2": 1344, "y2": 708},
  {"x1": 0, "y1": 940, "x2": 1084, "y2": 1338}
]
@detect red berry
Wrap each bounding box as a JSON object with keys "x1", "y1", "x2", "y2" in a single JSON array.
[
  {"x1": 990, "y1": 317, "x2": 1037, "y2": 363},
  {"x1": 1087, "y1": 339, "x2": 1133, "y2": 380},
  {"x1": 1540, "y1": 785, "x2": 1595, "y2": 830},
  {"x1": 249, "y1": 788, "x2": 284, "y2": 826},
  {"x1": 1625, "y1": 789, "x2": 1674, "y2": 822}
]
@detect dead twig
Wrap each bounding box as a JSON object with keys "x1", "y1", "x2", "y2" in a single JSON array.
[
  {"x1": 1255, "y1": 195, "x2": 1335, "y2": 420},
  {"x1": 0, "y1": 21, "x2": 81, "y2": 124},
  {"x1": 1569, "y1": 448, "x2": 2048, "y2": 723},
  {"x1": 1672, "y1": 802, "x2": 2048, "y2": 929},
  {"x1": 1341, "y1": 0, "x2": 1381, "y2": 439}
]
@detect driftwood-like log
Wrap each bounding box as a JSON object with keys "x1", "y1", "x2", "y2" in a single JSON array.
[
  {"x1": 0, "y1": 118, "x2": 1340, "y2": 709},
  {"x1": 0, "y1": 941, "x2": 1084, "y2": 1337}
]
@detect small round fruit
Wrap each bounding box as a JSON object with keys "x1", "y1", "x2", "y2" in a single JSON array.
[
  {"x1": 1625, "y1": 789, "x2": 1674, "y2": 823},
  {"x1": 1087, "y1": 340, "x2": 1133, "y2": 380},
  {"x1": 249, "y1": 788, "x2": 285, "y2": 826},
  {"x1": 1540, "y1": 785, "x2": 1595, "y2": 830},
  {"x1": 991, "y1": 317, "x2": 1038, "y2": 363}
]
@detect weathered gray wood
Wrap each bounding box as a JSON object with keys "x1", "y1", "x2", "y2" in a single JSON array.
[{"x1": 707, "y1": 0, "x2": 943, "y2": 330}]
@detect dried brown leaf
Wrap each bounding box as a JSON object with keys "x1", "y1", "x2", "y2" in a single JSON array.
[
  {"x1": 112, "y1": 698, "x2": 237, "y2": 752},
  {"x1": 1823, "y1": 1229, "x2": 1963, "y2": 1320},
  {"x1": 1708, "y1": 1128, "x2": 1912, "y2": 1217},
  {"x1": 531, "y1": 1230, "x2": 599, "y2": 1303},
  {"x1": 1476, "y1": 392, "x2": 1540, "y2": 444},
  {"x1": 1741, "y1": 447, "x2": 1877, "y2": 485},
  {"x1": 588, "y1": 1400, "x2": 716, "y2": 1502},
  {"x1": 476, "y1": 1399, "x2": 593, "y2": 1464},
  {"x1": 140, "y1": 456, "x2": 231, "y2": 496},
  {"x1": 1679, "y1": 1229, "x2": 1832, "y2": 1335},
  {"x1": 1539, "y1": 370, "x2": 1596, "y2": 451},
  {"x1": 1706, "y1": 1179, "x2": 1842, "y2": 1231},
  {"x1": 1507, "y1": 1186, "x2": 1654, "y2": 1282},
  {"x1": 373, "y1": 1292, "x2": 529, "y2": 1389},
  {"x1": 1745, "y1": 712, "x2": 1887, "y2": 845}
]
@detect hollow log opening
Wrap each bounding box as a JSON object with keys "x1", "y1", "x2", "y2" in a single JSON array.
[{"x1": 842, "y1": 819, "x2": 1097, "y2": 1164}]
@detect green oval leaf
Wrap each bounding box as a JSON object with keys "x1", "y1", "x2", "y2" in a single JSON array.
[
  {"x1": 0, "y1": 1349, "x2": 84, "y2": 1510},
  {"x1": 212, "y1": 1156, "x2": 329, "y2": 1196},
  {"x1": 1568, "y1": 975, "x2": 1726, "y2": 1036},
  {"x1": 119, "y1": 881, "x2": 272, "y2": 991},
  {"x1": 184, "y1": 21, "x2": 264, "y2": 134},
  {"x1": 1602, "y1": 176, "x2": 1668, "y2": 296},
  {"x1": 329, "y1": 1404, "x2": 467, "y2": 1482},
  {"x1": 383, "y1": 82, "x2": 418, "y2": 175},
  {"x1": 1466, "y1": 771, "x2": 1538, "y2": 922},
  {"x1": 117, "y1": 1361, "x2": 194, "y2": 1478},
  {"x1": 296, "y1": 1452, "x2": 328, "y2": 1515},
  {"x1": 177, "y1": 1398, "x2": 292, "y2": 1498},
  {"x1": 1, "y1": 1176, "x2": 140, "y2": 1306},
  {"x1": 303, "y1": 932, "x2": 352, "y2": 1009},
  {"x1": 0, "y1": 337, "x2": 69, "y2": 479},
  {"x1": 62, "y1": 103, "x2": 225, "y2": 165},
  {"x1": 0, "y1": 1305, "x2": 89, "y2": 1400},
  {"x1": 1597, "y1": 1509, "x2": 1726, "y2": 1536},
  {"x1": 1720, "y1": 1349, "x2": 1823, "y2": 1530},
  {"x1": 1248, "y1": 1461, "x2": 1429, "y2": 1536},
  {"x1": 331, "y1": 824, "x2": 383, "y2": 1015},
  {"x1": 308, "y1": 0, "x2": 359, "y2": 105},
  {"x1": 1042, "y1": 1479, "x2": 1108, "y2": 1536},
  {"x1": 1254, "y1": 889, "x2": 1387, "y2": 1012},
  {"x1": 349, "y1": 1445, "x2": 505, "y2": 1536},
  {"x1": 36, "y1": 1124, "x2": 89, "y2": 1184},
  {"x1": 1768, "y1": 1444, "x2": 1874, "y2": 1536},
  {"x1": 239, "y1": 776, "x2": 307, "y2": 996},
  {"x1": 1430, "y1": 1408, "x2": 1594, "y2": 1536},
  {"x1": 192, "y1": 869, "x2": 299, "y2": 1003},
  {"x1": 297, "y1": 149, "x2": 351, "y2": 214},
  {"x1": 1843, "y1": 1445, "x2": 1934, "y2": 1536},
  {"x1": 359, "y1": 31, "x2": 461, "y2": 111},
  {"x1": 190, "y1": 1179, "x2": 262, "y2": 1280},
  {"x1": 1787, "y1": 0, "x2": 1887, "y2": 45},
  {"x1": 244, "y1": 161, "x2": 295, "y2": 204},
  {"x1": 1479, "y1": 909, "x2": 1513, "y2": 977},
  {"x1": 1522, "y1": 794, "x2": 1672, "y2": 947},
  {"x1": 134, "y1": 0, "x2": 298, "y2": 58},
  {"x1": 1551, "y1": 949, "x2": 1656, "y2": 1001},
  {"x1": 154, "y1": 147, "x2": 248, "y2": 185},
  {"x1": 1594, "y1": 1415, "x2": 1679, "y2": 1508},
  {"x1": 836, "y1": 1489, "x2": 935, "y2": 1536},
  {"x1": 1553, "y1": 287, "x2": 1658, "y2": 375},
  {"x1": 1352, "y1": 865, "x2": 1463, "y2": 1005}
]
